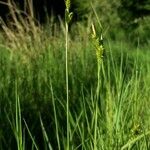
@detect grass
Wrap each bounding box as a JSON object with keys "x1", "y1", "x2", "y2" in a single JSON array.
[
  {"x1": 0, "y1": 3, "x2": 150, "y2": 149},
  {"x1": 64, "y1": 0, "x2": 73, "y2": 149}
]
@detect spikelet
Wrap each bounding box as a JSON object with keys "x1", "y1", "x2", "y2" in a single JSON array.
[
  {"x1": 91, "y1": 23, "x2": 104, "y2": 63},
  {"x1": 65, "y1": 0, "x2": 73, "y2": 24},
  {"x1": 65, "y1": 0, "x2": 71, "y2": 11}
]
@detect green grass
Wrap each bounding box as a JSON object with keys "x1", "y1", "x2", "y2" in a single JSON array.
[{"x1": 0, "y1": 21, "x2": 150, "y2": 150}]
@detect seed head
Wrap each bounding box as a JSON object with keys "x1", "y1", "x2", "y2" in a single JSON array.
[
  {"x1": 91, "y1": 23, "x2": 104, "y2": 63},
  {"x1": 65, "y1": 0, "x2": 71, "y2": 11}
]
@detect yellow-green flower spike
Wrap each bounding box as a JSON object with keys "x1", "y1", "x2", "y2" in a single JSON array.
[
  {"x1": 65, "y1": 0, "x2": 73, "y2": 24},
  {"x1": 65, "y1": 0, "x2": 71, "y2": 11},
  {"x1": 91, "y1": 23, "x2": 104, "y2": 63}
]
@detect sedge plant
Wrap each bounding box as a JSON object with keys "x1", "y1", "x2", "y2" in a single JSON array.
[
  {"x1": 65, "y1": 0, "x2": 73, "y2": 149},
  {"x1": 91, "y1": 23, "x2": 104, "y2": 100},
  {"x1": 91, "y1": 23, "x2": 104, "y2": 150}
]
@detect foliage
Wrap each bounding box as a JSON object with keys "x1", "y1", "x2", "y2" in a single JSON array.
[
  {"x1": 0, "y1": 0, "x2": 150, "y2": 149},
  {"x1": 0, "y1": 21, "x2": 150, "y2": 149},
  {"x1": 118, "y1": 0, "x2": 150, "y2": 29}
]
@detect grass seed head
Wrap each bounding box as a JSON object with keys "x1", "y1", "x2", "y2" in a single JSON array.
[
  {"x1": 65, "y1": 0, "x2": 71, "y2": 12},
  {"x1": 65, "y1": 0, "x2": 73, "y2": 23},
  {"x1": 91, "y1": 23, "x2": 104, "y2": 63}
]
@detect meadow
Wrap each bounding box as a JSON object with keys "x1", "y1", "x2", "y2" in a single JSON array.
[{"x1": 0, "y1": 1, "x2": 150, "y2": 149}]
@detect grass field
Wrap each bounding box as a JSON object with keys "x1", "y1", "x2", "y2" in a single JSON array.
[{"x1": 0, "y1": 4, "x2": 150, "y2": 149}]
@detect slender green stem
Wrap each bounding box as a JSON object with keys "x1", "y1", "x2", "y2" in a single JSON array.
[
  {"x1": 65, "y1": 22, "x2": 70, "y2": 150},
  {"x1": 96, "y1": 61, "x2": 101, "y2": 99},
  {"x1": 94, "y1": 104, "x2": 98, "y2": 150},
  {"x1": 94, "y1": 60, "x2": 101, "y2": 150}
]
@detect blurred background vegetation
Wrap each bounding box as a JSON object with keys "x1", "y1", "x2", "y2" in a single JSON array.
[
  {"x1": 72, "y1": 0, "x2": 150, "y2": 44},
  {"x1": 1, "y1": 0, "x2": 150, "y2": 43}
]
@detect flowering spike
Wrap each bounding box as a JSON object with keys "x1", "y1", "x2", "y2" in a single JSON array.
[
  {"x1": 65, "y1": 0, "x2": 73, "y2": 24},
  {"x1": 65, "y1": 0, "x2": 71, "y2": 12},
  {"x1": 91, "y1": 23, "x2": 104, "y2": 63}
]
